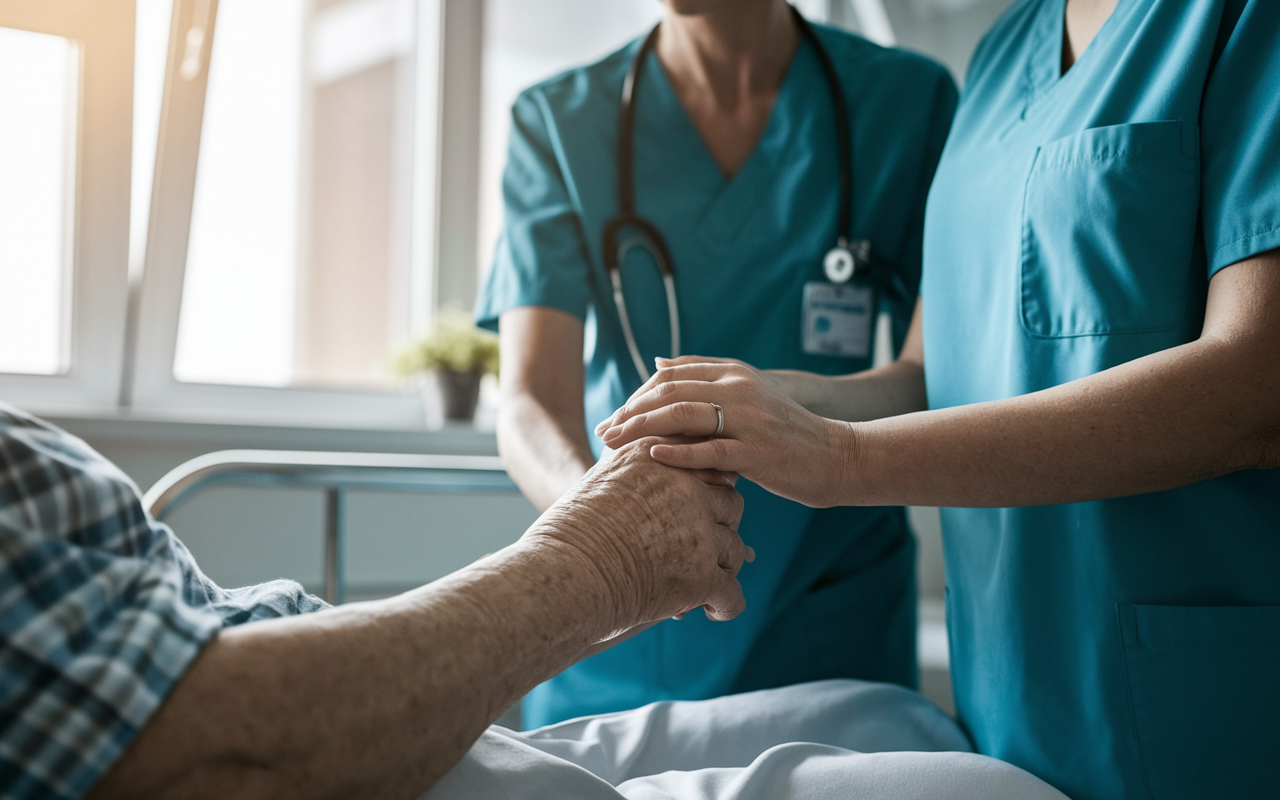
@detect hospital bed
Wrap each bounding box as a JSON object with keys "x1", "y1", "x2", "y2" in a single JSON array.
[{"x1": 135, "y1": 450, "x2": 1057, "y2": 799}]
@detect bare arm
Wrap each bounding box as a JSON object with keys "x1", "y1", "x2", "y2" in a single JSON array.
[
  {"x1": 599, "y1": 252, "x2": 1280, "y2": 509},
  {"x1": 88, "y1": 443, "x2": 749, "y2": 800},
  {"x1": 641, "y1": 302, "x2": 928, "y2": 424},
  {"x1": 761, "y1": 301, "x2": 926, "y2": 421},
  {"x1": 771, "y1": 357, "x2": 927, "y2": 422},
  {"x1": 841, "y1": 255, "x2": 1280, "y2": 507},
  {"x1": 498, "y1": 306, "x2": 596, "y2": 511}
]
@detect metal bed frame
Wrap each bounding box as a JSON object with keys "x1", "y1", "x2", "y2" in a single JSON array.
[{"x1": 143, "y1": 450, "x2": 519, "y2": 605}]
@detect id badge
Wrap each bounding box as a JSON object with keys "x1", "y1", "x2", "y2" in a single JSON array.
[{"x1": 802, "y1": 281, "x2": 873, "y2": 358}]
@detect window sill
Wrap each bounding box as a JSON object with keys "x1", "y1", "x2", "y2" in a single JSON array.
[{"x1": 43, "y1": 409, "x2": 499, "y2": 456}]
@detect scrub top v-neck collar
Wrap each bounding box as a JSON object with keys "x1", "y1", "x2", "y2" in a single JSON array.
[
  {"x1": 1021, "y1": 0, "x2": 1126, "y2": 119},
  {"x1": 636, "y1": 37, "x2": 811, "y2": 248}
]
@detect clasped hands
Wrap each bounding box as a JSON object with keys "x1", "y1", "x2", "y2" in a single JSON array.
[
  {"x1": 596, "y1": 356, "x2": 854, "y2": 509},
  {"x1": 521, "y1": 355, "x2": 851, "y2": 649}
]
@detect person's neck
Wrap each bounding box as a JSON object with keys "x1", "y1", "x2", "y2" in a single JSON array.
[
  {"x1": 1062, "y1": 0, "x2": 1119, "y2": 74},
  {"x1": 656, "y1": 0, "x2": 799, "y2": 113}
]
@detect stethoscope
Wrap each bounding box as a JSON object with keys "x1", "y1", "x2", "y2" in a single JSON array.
[{"x1": 602, "y1": 5, "x2": 883, "y2": 382}]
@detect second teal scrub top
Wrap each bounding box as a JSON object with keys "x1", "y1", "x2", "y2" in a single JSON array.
[
  {"x1": 922, "y1": 2, "x2": 1280, "y2": 799},
  {"x1": 477, "y1": 26, "x2": 957, "y2": 727}
]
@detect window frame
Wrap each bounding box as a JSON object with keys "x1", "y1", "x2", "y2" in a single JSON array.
[
  {"x1": 0, "y1": 0, "x2": 134, "y2": 415},
  {"x1": 126, "y1": 0, "x2": 484, "y2": 428}
]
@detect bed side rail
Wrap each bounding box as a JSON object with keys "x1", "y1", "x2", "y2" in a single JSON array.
[{"x1": 143, "y1": 450, "x2": 518, "y2": 604}]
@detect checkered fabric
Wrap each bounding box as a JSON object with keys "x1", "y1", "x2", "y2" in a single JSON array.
[{"x1": 0, "y1": 402, "x2": 327, "y2": 799}]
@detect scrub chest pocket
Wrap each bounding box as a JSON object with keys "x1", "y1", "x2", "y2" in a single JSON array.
[
  {"x1": 1020, "y1": 121, "x2": 1199, "y2": 338},
  {"x1": 1118, "y1": 604, "x2": 1280, "y2": 800}
]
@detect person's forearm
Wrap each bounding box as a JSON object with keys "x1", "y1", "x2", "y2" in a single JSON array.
[
  {"x1": 92, "y1": 441, "x2": 751, "y2": 800},
  {"x1": 771, "y1": 358, "x2": 927, "y2": 422},
  {"x1": 838, "y1": 331, "x2": 1280, "y2": 508},
  {"x1": 498, "y1": 395, "x2": 595, "y2": 511},
  {"x1": 603, "y1": 261, "x2": 1280, "y2": 510},
  {"x1": 90, "y1": 538, "x2": 621, "y2": 800}
]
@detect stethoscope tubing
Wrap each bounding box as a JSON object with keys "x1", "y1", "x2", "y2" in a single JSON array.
[{"x1": 612, "y1": 239, "x2": 679, "y2": 381}]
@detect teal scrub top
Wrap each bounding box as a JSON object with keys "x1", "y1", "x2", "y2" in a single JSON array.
[
  {"x1": 477, "y1": 26, "x2": 957, "y2": 728},
  {"x1": 922, "y1": 2, "x2": 1280, "y2": 799}
]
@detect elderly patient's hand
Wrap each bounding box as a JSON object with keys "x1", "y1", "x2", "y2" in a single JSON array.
[{"x1": 523, "y1": 438, "x2": 752, "y2": 637}]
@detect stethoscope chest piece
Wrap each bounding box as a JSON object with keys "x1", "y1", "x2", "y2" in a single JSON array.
[
  {"x1": 823, "y1": 246, "x2": 856, "y2": 284},
  {"x1": 823, "y1": 239, "x2": 873, "y2": 284}
]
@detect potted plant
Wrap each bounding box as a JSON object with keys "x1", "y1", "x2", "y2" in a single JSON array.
[{"x1": 392, "y1": 310, "x2": 499, "y2": 422}]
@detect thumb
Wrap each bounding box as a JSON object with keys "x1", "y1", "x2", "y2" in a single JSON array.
[{"x1": 649, "y1": 439, "x2": 739, "y2": 472}]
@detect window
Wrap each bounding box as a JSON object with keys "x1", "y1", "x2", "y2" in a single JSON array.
[
  {"x1": 126, "y1": 0, "x2": 481, "y2": 427},
  {"x1": 0, "y1": 0, "x2": 133, "y2": 414},
  {"x1": 0, "y1": 0, "x2": 482, "y2": 427},
  {"x1": 174, "y1": 0, "x2": 417, "y2": 390},
  {"x1": 0, "y1": 28, "x2": 78, "y2": 376}
]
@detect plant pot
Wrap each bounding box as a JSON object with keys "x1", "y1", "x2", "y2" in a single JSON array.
[{"x1": 436, "y1": 368, "x2": 484, "y2": 421}]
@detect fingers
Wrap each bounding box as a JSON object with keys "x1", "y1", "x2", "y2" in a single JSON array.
[
  {"x1": 601, "y1": 401, "x2": 722, "y2": 448},
  {"x1": 603, "y1": 378, "x2": 728, "y2": 432},
  {"x1": 655, "y1": 355, "x2": 739, "y2": 368},
  {"x1": 705, "y1": 481, "x2": 745, "y2": 530},
  {"x1": 720, "y1": 543, "x2": 746, "y2": 578},
  {"x1": 701, "y1": 570, "x2": 748, "y2": 621},
  {"x1": 594, "y1": 363, "x2": 742, "y2": 434}
]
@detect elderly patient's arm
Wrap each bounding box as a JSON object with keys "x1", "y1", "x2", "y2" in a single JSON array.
[{"x1": 88, "y1": 443, "x2": 748, "y2": 800}]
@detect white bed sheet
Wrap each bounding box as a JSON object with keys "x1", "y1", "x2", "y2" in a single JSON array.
[{"x1": 423, "y1": 679, "x2": 1071, "y2": 800}]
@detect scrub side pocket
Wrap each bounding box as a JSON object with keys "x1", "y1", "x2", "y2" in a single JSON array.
[
  {"x1": 1020, "y1": 121, "x2": 1199, "y2": 337},
  {"x1": 1117, "y1": 603, "x2": 1280, "y2": 800}
]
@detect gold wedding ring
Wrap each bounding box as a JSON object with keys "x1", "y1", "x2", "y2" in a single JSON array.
[{"x1": 709, "y1": 402, "x2": 724, "y2": 437}]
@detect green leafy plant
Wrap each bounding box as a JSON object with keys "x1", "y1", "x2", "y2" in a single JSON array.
[{"x1": 391, "y1": 310, "x2": 499, "y2": 380}]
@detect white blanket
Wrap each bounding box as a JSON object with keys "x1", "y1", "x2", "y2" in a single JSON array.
[{"x1": 424, "y1": 680, "x2": 1070, "y2": 799}]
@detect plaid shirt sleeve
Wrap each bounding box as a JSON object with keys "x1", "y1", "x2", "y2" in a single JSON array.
[{"x1": 0, "y1": 403, "x2": 328, "y2": 799}]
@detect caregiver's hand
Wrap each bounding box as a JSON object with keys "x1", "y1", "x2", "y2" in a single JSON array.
[
  {"x1": 526, "y1": 437, "x2": 754, "y2": 631},
  {"x1": 595, "y1": 358, "x2": 854, "y2": 508}
]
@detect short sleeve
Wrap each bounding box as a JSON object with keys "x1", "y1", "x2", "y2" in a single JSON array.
[
  {"x1": 0, "y1": 405, "x2": 326, "y2": 799},
  {"x1": 0, "y1": 519, "x2": 222, "y2": 799},
  {"x1": 474, "y1": 90, "x2": 594, "y2": 331},
  {"x1": 1201, "y1": 0, "x2": 1280, "y2": 274}
]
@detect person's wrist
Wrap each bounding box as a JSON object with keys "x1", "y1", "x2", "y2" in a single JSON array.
[
  {"x1": 822, "y1": 418, "x2": 864, "y2": 506},
  {"x1": 519, "y1": 506, "x2": 643, "y2": 637}
]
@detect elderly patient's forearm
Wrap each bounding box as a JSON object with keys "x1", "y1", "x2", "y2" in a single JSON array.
[{"x1": 88, "y1": 541, "x2": 616, "y2": 800}]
